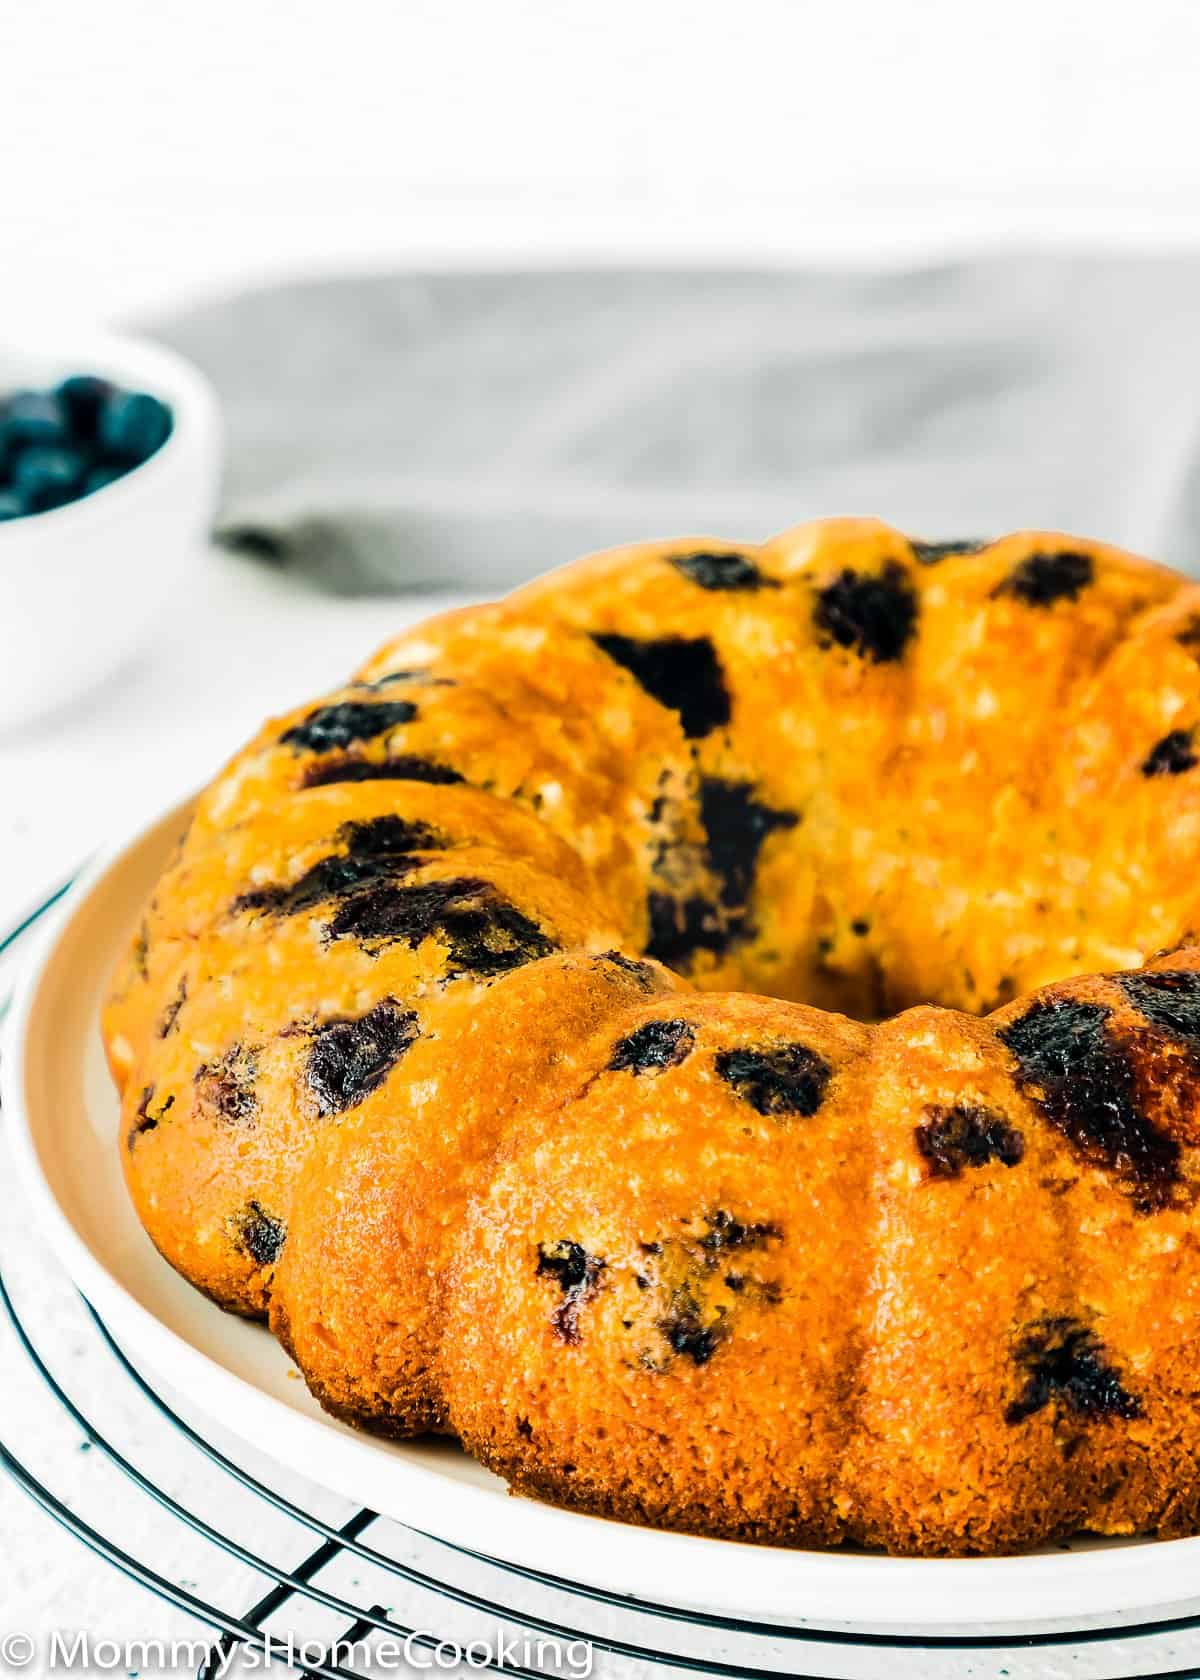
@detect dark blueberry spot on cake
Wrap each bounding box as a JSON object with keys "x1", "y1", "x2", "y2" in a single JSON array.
[
  {"x1": 998, "y1": 998, "x2": 1181, "y2": 1207},
  {"x1": 699, "y1": 777, "x2": 799, "y2": 910},
  {"x1": 169, "y1": 819, "x2": 193, "y2": 861},
  {"x1": 128, "y1": 1085, "x2": 173, "y2": 1148},
  {"x1": 1140, "y1": 728, "x2": 1198, "y2": 778},
  {"x1": 591, "y1": 632, "x2": 731, "y2": 738},
  {"x1": 609, "y1": 1018, "x2": 695, "y2": 1074},
  {"x1": 993, "y1": 550, "x2": 1094, "y2": 607},
  {"x1": 635, "y1": 1213, "x2": 783, "y2": 1369},
  {"x1": 916, "y1": 1104, "x2": 1025, "y2": 1179},
  {"x1": 339, "y1": 814, "x2": 444, "y2": 857},
  {"x1": 537, "y1": 1240, "x2": 604, "y2": 1344},
  {"x1": 1119, "y1": 969, "x2": 1200, "y2": 1045},
  {"x1": 1176, "y1": 616, "x2": 1200, "y2": 656},
  {"x1": 325, "y1": 876, "x2": 557, "y2": 977},
  {"x1": 714, "y1": 1043, "x2": 832, "y2": 1118},
  {"x1": 698, "y1": 1209, "x2": 782, "y2": 1252},
  {"x1": 645, "y1": 782, "x2": 706, "y2": 892},
  {"x1": 669, "y1": 550, "x2": 777, "y2": 591},
  {"x1": 134, "y1": 1085, "x2": 156, "y2": 1132},
  {"x1": 645, "y1": 891, "x2": 734, "y2": 967},
  {"x1": 596, "y1": 949, "x2": 657, "y2": 989},
  {"x1": 851, "y1": 918, "x2": 871, "y2": 936},
  {"x1": 234, "y1": 849, "x2": 420, "y2": 917},
  {"x1": 659, "y1": 1295, "x2": 723, "y2": 1365},
  {"x1": 813, "y1": 562, "x2": 918, "y2": 663},
  {"x1": 301, "y1": 753, "x2": 466, "y2": 789},
  {"x1": 357, "y1": 667, "x2": 455, "y2": 690},
  {"x1": 234, "y1": 815, "x2": 443, "y2": 918},
  {"x1": 230, "y1": 1201, "x2": 287, "y2": 1267},
  {"x1": 194, "y1": 1043, "x2": 260, "y2": 1124},
  {"x1": 645, "y1": 770, "x2": 790, "y2": 960},
  {"x1": 537, "y1": 1239, "x2": 592, "y2": 1292},
  {"x1": 909, "y1": 538, "x2": 988, "y2": 565},
  {"x1": 279, "y1": 699, "x2": 417, "y2": 754},
  {"x1": 305, "y1": 997, "x2": 420, "y2": 1116},
  {"x1": 156, "y1": 976, "x2": 187, "y2": 1038},
  {"x1": 1005, "y1": 1316, "x2": 1141, "y2": 1424}
]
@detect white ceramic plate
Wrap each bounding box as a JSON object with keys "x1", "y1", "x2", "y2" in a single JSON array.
[{"x1": 6, "y1": 800, "x2": 1200, "y2": 1638}]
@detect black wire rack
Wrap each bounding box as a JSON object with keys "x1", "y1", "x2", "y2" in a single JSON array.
[{"x1": 6, "y1": 890, "x2": 1200, "y2": 1680}]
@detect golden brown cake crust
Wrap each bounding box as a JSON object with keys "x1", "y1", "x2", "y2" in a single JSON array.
[{"x1": 103, "y1": 518, "x2": 1200, "y2": 1555}]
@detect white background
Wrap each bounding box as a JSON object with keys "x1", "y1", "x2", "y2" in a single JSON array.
[
  {"x1": 5, "y1": 0, "x2": 1200, "y2": 324},
  {"x1": 5, "y1": 6, "x2": 1200, "y2": 1665}
]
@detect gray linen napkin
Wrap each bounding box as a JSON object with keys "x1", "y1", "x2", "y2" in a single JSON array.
[{"x1": 152, "y1": 259, "x2": 1200, "y2": 595}]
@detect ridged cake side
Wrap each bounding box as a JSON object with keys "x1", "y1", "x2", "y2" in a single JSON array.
[{"x1": 103, "y1": 518, "x2": 1200, "y2": 1554}]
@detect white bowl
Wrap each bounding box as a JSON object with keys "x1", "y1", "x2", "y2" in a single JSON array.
[{"x1": 0, "y1": 329, "x2": 222, "y2": 731}]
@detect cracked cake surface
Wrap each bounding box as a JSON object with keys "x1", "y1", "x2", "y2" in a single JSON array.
[{"x1": 103, "y1": 517, "x2": 1200, "y2": 1555}]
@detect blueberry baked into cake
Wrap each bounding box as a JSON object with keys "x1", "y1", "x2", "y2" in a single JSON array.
[{"x1": 104, "y1": 517, "x2": 1200, "y2": 1557}]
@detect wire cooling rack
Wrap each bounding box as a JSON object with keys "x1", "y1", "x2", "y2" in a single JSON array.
[{"x1": 7, "y1": 891, "x2": 1200, "y2": 1678}]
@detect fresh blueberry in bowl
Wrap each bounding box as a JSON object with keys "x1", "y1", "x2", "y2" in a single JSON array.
[
  {"x1": 11, "y1": 446, "x2": 83, "y2": 511},
  {"x1": 2, "y1": 389, "x2": 69, "y2": 450},
  {"x1": 57, "y1": 374, "x2": 113, "y2": 440},
  {"x1": 98, "y1": 389, "x2": 173, "y2": 463},
  {"x1": 0, "y1": 375, "x2": 174, "y2": 521},
  {"x1": 83, "y1": 463, "x2": 126, "y2": 495}
]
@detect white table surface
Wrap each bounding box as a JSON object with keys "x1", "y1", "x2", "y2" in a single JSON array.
[{"x1": 6, "y1": 552, "x2": 1200, "y2": 1677}]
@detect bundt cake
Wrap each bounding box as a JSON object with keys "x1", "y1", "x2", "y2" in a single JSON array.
[{"x1": 103, "y1": 517, "x2": 1200, "y2": 1557}]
